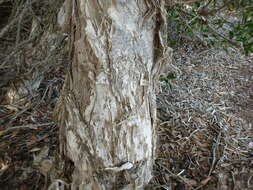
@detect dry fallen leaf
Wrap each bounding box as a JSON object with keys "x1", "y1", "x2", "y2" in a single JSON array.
[
  {"x1": 0, "y1": 161, "x2": 9, "y2": 176},
  {"x1": 40, "y1": 159, "x2": 53, "y2": 176}
]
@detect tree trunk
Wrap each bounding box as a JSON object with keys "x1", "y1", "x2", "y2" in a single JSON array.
[{"x1": 55, "y1": 0, "x2": 170, "y2": 189}]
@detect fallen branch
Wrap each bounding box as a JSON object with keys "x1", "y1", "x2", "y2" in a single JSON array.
[{"x1": 0, "y1": 122, "x2": 54, "y2": 136}]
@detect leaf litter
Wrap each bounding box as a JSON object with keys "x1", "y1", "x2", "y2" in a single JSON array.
[{"x1": 149, "y1": 46, "x2": 253, "y2": 190}]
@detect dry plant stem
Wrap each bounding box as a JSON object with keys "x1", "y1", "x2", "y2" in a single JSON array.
[
  {"x1": 0, "y1": 32, "x2": 41, "y2": 69},
  {"x1": 156, "y1": 162, "x2": 194, "y2": 189},
  {"x1": 15, "y1": 1, "x2": 29, "y2": 70},
  {"x1": 15, "y1": 2, "x2": 27, "y2": 46},
  {"x1": 167, "y1": 0, "x2": 203, "y2": 5},
  {"x1": 176, "y1": 10, "x2": 207, "y2": 45},
  {"x1": 208, "y1": 131, "x2": 221, "y2": 176},
  {"x1": 206, "y1": 23, "x2": 241, "y2": 48},
  {"x1": 0, "y1": 122, "x2": 54, "y2": 135},
  {"x1": 238, "y1": 5, "x2": 253, "y2": 11},
  {"x1": 30, "y1": 34, "x2": 67, "y2": 71},
  {"x1": 0, "y1": 13, "x2": 19, "y2": 39},
  {"x1": 0, "y1": 0, "x2": 34, "y2": 39},
  {"x1": 247, "y1": 175, "x2": 253, "y2": 189}
]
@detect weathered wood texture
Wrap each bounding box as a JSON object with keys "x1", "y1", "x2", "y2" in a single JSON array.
[{"x1": 55, "y1": 0, "x2": 170, "y2": 189}]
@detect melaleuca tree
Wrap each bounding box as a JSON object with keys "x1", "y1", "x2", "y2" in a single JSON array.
[
  {"x1": 55, "y1": 0, "x2": 170, "y2": 189},
  {"x1": 55, "y1": 0, "x2": 252, "y2": 189}
]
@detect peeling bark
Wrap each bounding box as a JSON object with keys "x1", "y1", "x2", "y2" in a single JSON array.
[{"x1": 55, "y1": 0, "x2": 171, "y2": 189}]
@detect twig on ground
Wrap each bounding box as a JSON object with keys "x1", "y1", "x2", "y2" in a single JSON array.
[
  {"x1": 208, "y1": 131, "x2": 222, "y2": 176},
  {"x1": 0, "y1": 122, "x2": 54, "y2": 136}
]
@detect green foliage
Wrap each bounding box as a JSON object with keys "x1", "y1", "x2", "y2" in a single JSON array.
[
  {"x1": 231, "y1": 6, "x2": 253, "y2": 55},
  {"x1": 160, "y1": 73, "x2": 177, "y2": 90},
  {"x1": 167, "y1": 0, "x2": 253, "y2": 55}
]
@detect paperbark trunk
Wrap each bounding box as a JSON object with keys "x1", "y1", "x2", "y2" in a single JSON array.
[{"x1": 55, "y1": 0, "x2": 170, "y2": 189}]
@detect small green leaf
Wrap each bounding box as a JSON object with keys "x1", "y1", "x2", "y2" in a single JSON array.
[{"x1": 166, "y1": 73, "x2": 177, "y2": 79}]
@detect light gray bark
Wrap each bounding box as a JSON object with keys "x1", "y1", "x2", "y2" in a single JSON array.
[{"x1": 55, "y1": 0, "x2": 170, "y2": 189}]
